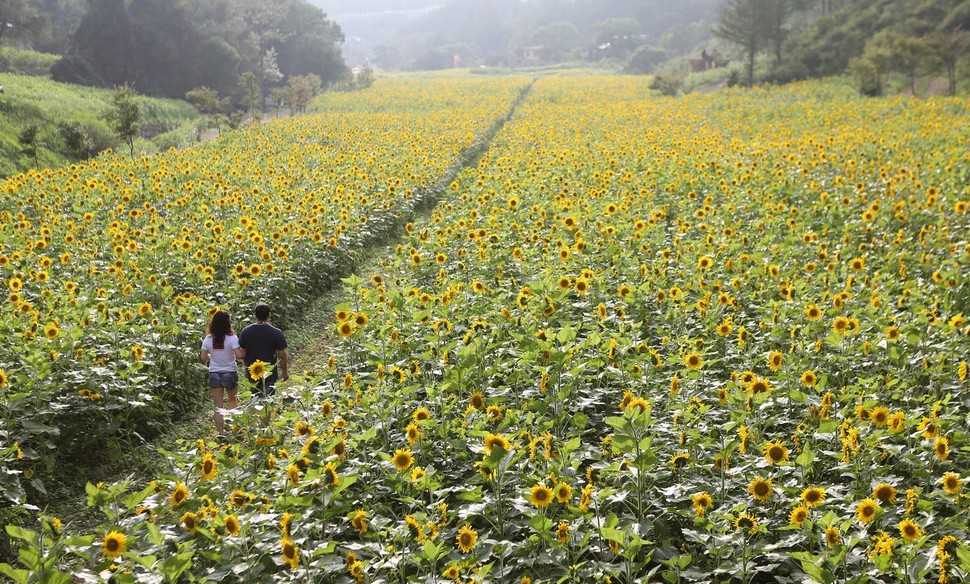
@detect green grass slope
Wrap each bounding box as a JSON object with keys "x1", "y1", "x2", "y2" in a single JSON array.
[{"x1": 0, "y1": 71, "x2": 202, "y2": 178}]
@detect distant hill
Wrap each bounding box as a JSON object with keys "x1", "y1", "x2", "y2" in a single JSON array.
[{"x1": 315, "y1": 0, "x2": 723, "y2": 69}]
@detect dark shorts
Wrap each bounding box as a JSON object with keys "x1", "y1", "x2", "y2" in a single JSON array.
[{"x1": 208, "y1": 371, "x2": 239, "y2": 389}]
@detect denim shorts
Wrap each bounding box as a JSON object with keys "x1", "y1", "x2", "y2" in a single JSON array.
[{"x1": 208, "y1": 371, "x2": 239, "y2": 389}]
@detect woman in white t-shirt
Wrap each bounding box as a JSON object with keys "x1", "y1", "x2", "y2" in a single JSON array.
[{"x1": 200, "y1": 309, "x2": 244, "y2": 439}]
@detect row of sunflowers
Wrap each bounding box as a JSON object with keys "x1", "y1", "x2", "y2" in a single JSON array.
[
  {"x1": 4, "y1": 74, "x2": 970, "y2": 583},
  {"x1": 0, "y1": 75, "x2": 531, "y2": 509}
]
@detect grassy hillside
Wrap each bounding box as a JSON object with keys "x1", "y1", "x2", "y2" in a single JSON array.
[{"x1": 0, "y1": 71, "x2": 202, "y2": 178}]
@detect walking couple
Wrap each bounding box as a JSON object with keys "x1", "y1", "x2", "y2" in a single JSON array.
[{"x1": 199, "y1": 302, "x2": 289, "y2": 440}]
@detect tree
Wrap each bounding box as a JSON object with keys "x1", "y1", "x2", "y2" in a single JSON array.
[
  {"x1": 0, "y1": 0, "x2": 38, "y2": 46},
  {"x1": 54, "y1": 0, "x2": 136, "y2": 88},
  {"x1": 58, "y1": 121, "x2": 94, "y2": 160},
  {"x1": 593, "y1": 17, "x2": 644, "y2": 60},
  {"x1": 270, "y1": 86, "x2": 290, "y2": 117},
  {"x1": 625, "y1": 45, "x2": 667, "y2": 74},
  {"x1": 185, "y1": 86, "x2": 229, "y2": 133},
  {"x1": 238, "y1": 72, "x2": 262, "y2": 122},
  {"x1": 928, "y1": 29, "x2": 967, "y2": 96},
  {"x1": 103, "y1": 84, "x2": 142, "y2": 156},
  {"x1": 761, "y1": 0, "x2": 799, "y2": 64},
  {"x1": 530, "y1": 21, "x2": 584, "y2": 62},
  {"x1": 372, "y1": 44, "x2": 402, "y2": 71},
  {"x1": 18, "y1": 123, "x2": 40, "y2": 168},
  {"x1": 713, "y1": 0, "x2": 771, "y2": 85}
]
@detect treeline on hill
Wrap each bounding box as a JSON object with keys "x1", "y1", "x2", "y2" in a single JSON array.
[
  {"x1": 0, "y1": 0, "x2": 348, "y2": 101},
  {"x1": 356, "y1": 0, "x2": 724, "y2": 72},
  {"x1": 712, "y1": 0, "x2": 970, "y2": 95}
]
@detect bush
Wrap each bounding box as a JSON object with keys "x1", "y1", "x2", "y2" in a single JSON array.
[{"x1": 625, "y1": 45, "x2": 667, "y2": 75}]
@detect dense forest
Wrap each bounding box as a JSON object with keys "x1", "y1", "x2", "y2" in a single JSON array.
[{"x1": 1, "y1": 0, "x2": 347, "y2": 101}]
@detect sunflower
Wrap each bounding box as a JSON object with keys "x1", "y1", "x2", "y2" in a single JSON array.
[
  {"x1": 43, "y1": 323, "x2": 59, "y2": 339},
  {"x1": 692, "y1": 492, "x2": 713, "y2": 517},
  {"x1": 789, "y1": 505, "x2": 810, "y2": 527},
  {"x1": 102, "y1": 530, "x2": 126, "y2": 558},
  {"x1": 870, "y1": 406, "x2": 889, "y2": 428},
  {"x1": 684, "y1": 352, "x2": 703, "y2": 370},
  {"x1": 832, "y1": 316, "x2": 850, "y2": 334},
  {"x1": 170, "y1": 482, "x2": 189, "y2": 506},
  {"x1": 413, "y1": 407, "x2": 431, "y2": 422},
  {"x1": 555, "y1": 482, "x2": 572, "y2": 504},
  {"x1": 574, "y1": 277, "x2": 589, "y2": 295},
  {"x1": 856, "y1": 498, "x2": 879, "y2": 524},
  {"x1": 825, "y1": 526, "x2": 842, "y2": 547},
  {"x1": 872, "y1": 483, "x2": 897, "y2": 504},
  {"x1": 767, "y1": 351, "x2": 783, "y2": 371},
  {"x1": 287, "y1": 464, "x2": 300, "y2": 486},
  {"x1": 898, "y1": 519, "x2": 922, "y2": 542},
  {"x1": 934, "y1": 436, "x2": 950, "y2": 461},
  {"x1": 281, "y1": 538, "x2": 299, "y2": 569},
  {"x1": 697, "y1": 255, "x2": 713, "y2": 270},
  {"x1": 800, "y1": 487, "x2": 826, "y2": 508},
  {"x1": 200, "y1": 452, "x2": 217, "y2": 481},
  {"x1": 530, "y1": 483, "x2": 553, "y2": 507},
  {"x1": 224, "y1": 515, "x2": 241, "y2": 536},
  {"x1": 406, "y1": 423, "x2": 422, "y2": 445},
  {"x1": 763, "y1": 441, "x2": 789, "y2": 465},
  {"x1": 941, "y1": 472, "x2": 961, "y2": 495},
  {"x1": 248, "y1": 360, "x2": 269, "y2": 381},
  {"x1": 800, "y1": 370, "x2": 817, "y2": 387},
  {"x1": 469, "y1": 392, "x2": 486, "y2": 410},
  {"x1": 181, "y1": 512, "x2": 198, "y2": 534},
  {"x1": 888, "y1": 412, "x2": 906, "y2": 432},
  {"x1": 456, "y1": 524, "x2": 478, "y2": 553},
  {"x1": 231, "y1": 489, "x2": 250, "y2": 508},
  {"x1": 733, "y1": 512, "x2": 759, "y2": 534},
  {"x1": 294, "y1": 421, "x2": 315, "y2": 438},
  {"x1": 392, "y1": 448, "x2": 414, "y2": 471},
  {"x1": 748, "y1": 477, "x2": 774, "y2": 503},
  {"x1": 443, "y1": 565, "x2": 460, "y2": 581},
  {"x1": 324, "y1": 461, "x2": 340, "y2": 486},
  {"x1": 748, "y1": 377, "x2": 771, "y2": 395},
  {"x1": 555, "y1": 521, "x2": 571, "y2": 543},
  {"x1": 351, "y1": 509, "x2": 368, "y2": 534},
  {"x1": 337, "y1": 321, "x2": 355, "y2": 337},
  {"x1": 484, "y1": 433, "x2": 510, "y2": 454}
]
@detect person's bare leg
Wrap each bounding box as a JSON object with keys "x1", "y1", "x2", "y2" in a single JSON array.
[
  {"x1": 212, "y1": 387, "x2": 225, "y2": 436},
  {"x1": 225, "y1": 387, "x2": 238, "y2": 434}
]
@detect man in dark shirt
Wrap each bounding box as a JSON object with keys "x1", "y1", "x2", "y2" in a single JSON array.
[{"x1": 239, "y1": 302, "x2": 289, "y2": 399}]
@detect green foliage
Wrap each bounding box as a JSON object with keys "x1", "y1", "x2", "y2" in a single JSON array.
[
  {"x1": 0, "y1": 72, "x2": 201, "y2": 178},
  {"x1": 625, "y1": 45, "x2": 668, "y2": 75},
  {"x1": 0, "y1": 48, "x2": 59, "y2": 77},
  {"x1": 51, "y1": 0, "x2": 348, "y2": 101},
  {"x1": 102, "y1": 84, "x2": 143, "y2": 157}
]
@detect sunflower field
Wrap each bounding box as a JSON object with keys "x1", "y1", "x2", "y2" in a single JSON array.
[
  {"x1": 0, "y1": 75, "x2": 530, "y2": 508},
  {"x1": 2, "y1": 74, "x2": 970, "y2": 583}
]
